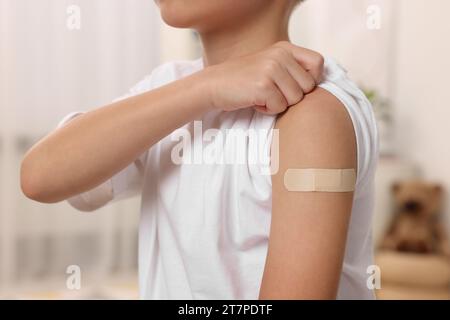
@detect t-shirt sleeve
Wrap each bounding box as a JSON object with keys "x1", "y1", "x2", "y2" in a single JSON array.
[
  {"x1": 318, "y1": 58, "x2": 379, "y2": 192},
  {"x1": 58, "y1": 75, "x2": 154, "y2": 212}
]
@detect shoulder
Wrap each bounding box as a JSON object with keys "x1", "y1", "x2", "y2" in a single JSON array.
[{"x1": 274, "y1": 87, "x2": 357, "y2": 168}]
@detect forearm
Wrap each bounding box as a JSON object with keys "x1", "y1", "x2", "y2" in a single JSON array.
[
  {"x1": 21, "y1": 70, "x2": 212, "y2": 203},
  {"x1": 21, "y1": 41, "x2": 325, "y2": 204}
]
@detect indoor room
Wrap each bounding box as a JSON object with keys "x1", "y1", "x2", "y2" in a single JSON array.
[{"x1": 1, "y1": 0, "x2": 449, "y2": 300}]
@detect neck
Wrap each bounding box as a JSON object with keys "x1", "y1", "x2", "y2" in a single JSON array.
[{"x1": 199, "y1": 6, "x2": 291, "y2": 66}]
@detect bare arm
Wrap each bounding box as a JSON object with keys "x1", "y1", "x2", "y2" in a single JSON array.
[
  {"x1": 20, "y1": 72, "x2": 214, "y2": 203},
  {"x1": 259, "y1": 88, "x2": 357, "y2": 299},
  {"x1": 21, "y1": 42, "x2": 324, "y2": 204}
]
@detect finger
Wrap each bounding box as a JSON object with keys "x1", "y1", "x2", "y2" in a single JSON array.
[
  {"x1": 271, "y1": 63, "x2": 304, "y2": 106},
  {"x1": 253, "y1": 105, "x2": 268, "y2": 114},
  {"x1": 276, "y1": 42, "x2": 324, "y2": 84},
  {"x1": 283, "y1": 55, "x2": 316, "y2": 94},
  {"x1": 264, "y1": 83, "x2": 288, "y2": 115}
]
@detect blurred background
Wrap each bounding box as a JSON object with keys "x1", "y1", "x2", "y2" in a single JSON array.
[{"x1": 1, "y1": 0, "x2": 449, "y2": 299}]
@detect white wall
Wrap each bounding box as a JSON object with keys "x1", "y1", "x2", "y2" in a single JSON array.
[
  {"x1": 0, "y1": 0, "x2": 162, "y2": 293},
  {"x1": 393, "y1": 0, "x2": 450, "y2": 228},
  {"x1": 2, "y1": 0, "x2": 161, "y2": 133},
  {"x1": 290, "y1": 0, "x2": 399, "y2": 97}
]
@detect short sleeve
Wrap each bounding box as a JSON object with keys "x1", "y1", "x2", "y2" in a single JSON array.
[
  {"x1": 58, "y1": 75, "x2": 155, "y2": 212},
  {"x1": 318, "y1": 57, "x2": 379, "y2": 192},
  {"x1": 112, "y1": 74, "x2": 154, "y2": 103}
]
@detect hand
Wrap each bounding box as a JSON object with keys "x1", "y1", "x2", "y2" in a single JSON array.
[{"x1": 205, "y1": 41, "x2": 324, "y2": 115}]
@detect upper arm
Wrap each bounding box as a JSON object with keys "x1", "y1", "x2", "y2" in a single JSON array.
[{"x1": 259, "y1": 88, "x2": 357, "y2": 299}]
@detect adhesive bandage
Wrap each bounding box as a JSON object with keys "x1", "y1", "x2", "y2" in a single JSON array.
[{"x1": 284, "y1": 168, "x2": 356, "y2": 192}]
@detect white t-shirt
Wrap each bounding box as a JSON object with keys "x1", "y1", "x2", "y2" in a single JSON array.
[{"x1": 59, "y1": 57, "x2": 379, "y2": 299}]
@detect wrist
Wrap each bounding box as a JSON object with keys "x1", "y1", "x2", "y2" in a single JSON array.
[
  {"x1": 161, "y1": 65, "x2": 219, "y2": 116},
  {"x1": 195, "y1": 66, "x2": 220, "y2": 111}
]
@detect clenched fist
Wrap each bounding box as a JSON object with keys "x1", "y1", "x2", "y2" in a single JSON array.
[{"x1": 204, "y1": 41, "x2": 324, "y2": 115}]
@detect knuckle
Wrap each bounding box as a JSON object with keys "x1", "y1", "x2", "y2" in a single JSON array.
[
  {"x1": 276, "y1": 96, "x2": 288, "y2": 110},
  {"x1": 304, "y1": 80, "x2": 316, "y2": 93},
  {"x1": 313, "y1": 53, "x2": 325, "y2": 69},
  {"x1": 317, "y1": 53, "x2": 325, "y2": 65},
  {"x1": 269, "y1": 46, "x2": 287, "y2": 59},
  {"x1": 279, "y1": 102, "x2": 288, "y2": 113},
  {"x1": 268, "y1": 105, "x2": 282, "y2": 115},
  {"x1": 263, "y1": 59, "x2": 280, "y2": 74},
  {"x1": 256, "y1": 78, "x2": 273, "y2": 92},
  {"x1": 294, "y1": 90, "x2": 304, "y2": 103},
  {"x1": 276, "y1": 46, "x2": 289, "y2": 57}
]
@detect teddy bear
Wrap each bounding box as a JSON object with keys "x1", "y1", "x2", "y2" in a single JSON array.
[{"x1": 380, "y1": 180, "x2": 450, "y2": 257}]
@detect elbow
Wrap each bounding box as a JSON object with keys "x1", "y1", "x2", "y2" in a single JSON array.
[{"x1": 20, "y1": 154, "x2": 59, "y2": 204}]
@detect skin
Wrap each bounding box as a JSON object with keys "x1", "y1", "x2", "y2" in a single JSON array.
[
  {"x1": 259, "y1": 88, "x2": 356, "y2": 299},
  {"x1": 21, "y1": 0, "x2": 356, "y2": 299},
  {"x1": 21, "y1": 0, "x2": 320, "y2": 203}
]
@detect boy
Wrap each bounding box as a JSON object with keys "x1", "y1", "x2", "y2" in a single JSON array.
[{"x1": 21, "y1": 0, "x2": 378, "y2": 299}]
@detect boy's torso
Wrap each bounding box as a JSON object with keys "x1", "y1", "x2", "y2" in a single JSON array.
[{"x1": 137, "y1": 58, "x2": 378, "y2": 300}]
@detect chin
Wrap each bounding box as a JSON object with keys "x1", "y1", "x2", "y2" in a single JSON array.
[
  {"x1": 156, "y1": 0, "x2": 270, "y2": 32},
  {"x1": 160, "y1": 12, "x2": 196, "y2": 29},
  {"x1": 157, "y1": 0, "x2": 202, "y2": 29}
]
